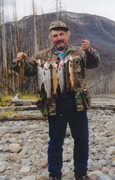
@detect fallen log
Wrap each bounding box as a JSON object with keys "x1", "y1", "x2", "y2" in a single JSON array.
[
  {"x1": 0, "y1": 105, "x2": 39, "y2": 112},
  {"x1": 0, "y1": 102, "x2": 115, "y2": 121},
  {"x1": 9, "y1": 99, "x2": 37, "y2": 106},
  {"x1": 0, "y1": 105, "x2": 115, "y2": 121},
  {"x1": 0, "y1": 113, "x2": 46, "y2": 121},
  {"x1": 91, "y1": 104, "x2": 115, "y2": 111},
  {"x1": 0, "y1": 104, "x2": 115, "y2": 112}
]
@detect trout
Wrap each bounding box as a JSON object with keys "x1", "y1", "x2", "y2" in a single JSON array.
[
  {"x1": 58, "y1": 61, "x2": 65, "y2": 93},
  {"x1": 68, "y1": 56, "x2": 75, "y2": 91},
  {"x1": 36, "y1": 59, "x2": 44, "y2": 93},
  {"x1": 43, "y1": 62, "x2": 52, "y2": 99},
  {"x1": 52, "y1": 62, "x2": 59, "y2": 96},
  {"x1": 52, "y1": 60, "x2": 66, "y2": 95},
  {"x1": 68, "y1": 55, "x2": 81, "y2": 91}
]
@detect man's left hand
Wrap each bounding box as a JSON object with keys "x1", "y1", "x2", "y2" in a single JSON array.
[
  {"x1": 81, "y1": 40, "x2": 90, "y2": 51},
  {"x1": 29, "y1": 56, "x2": 37, "y2": 64}
]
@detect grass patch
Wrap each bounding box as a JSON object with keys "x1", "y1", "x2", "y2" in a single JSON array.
[
  {"x1": 20, "y1": 95, "x2": 39, "y2": 100},
  {"x1": 0, "y1": 95, "x2": 11, "y2": 106},
  {"x1": 0, "y1": 94, "x2": 41, "y2": 107},
  {"x1": 0, "y1": 111, "x2": 16, "y2": 117}
]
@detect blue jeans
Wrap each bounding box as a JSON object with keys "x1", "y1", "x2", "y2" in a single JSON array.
[{"x1": 48, "y1": 94, "x2": 89, "y2": 177}]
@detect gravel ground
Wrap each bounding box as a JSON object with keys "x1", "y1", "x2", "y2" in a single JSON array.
[{"x1": 0, "y1": 107, "x2": 115, "y2": 179}]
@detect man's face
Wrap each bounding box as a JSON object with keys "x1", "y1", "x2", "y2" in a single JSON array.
[{"x1": 50, "y1": 30, "x2": 68, "y2": 51}]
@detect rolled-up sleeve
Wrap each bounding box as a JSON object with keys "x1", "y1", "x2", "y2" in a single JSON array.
[{"x1": 10, "y1": 57, "x2": 37, "y2": 76}]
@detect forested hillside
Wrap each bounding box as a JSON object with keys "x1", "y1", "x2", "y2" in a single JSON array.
[{"x1": 0, "y1": 10, "x2": 115, "y2": 95}]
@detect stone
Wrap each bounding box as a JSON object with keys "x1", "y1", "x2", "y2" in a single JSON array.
[
  {"x1": 97, "y1": 145, "x2": 105, "y2": 153},
  {"x1": 0, "y1": 176, "x2": 10, "y2": 180},
  {"x1": 9, "y1": 153, "x2": 20, "y2": 162},
  {"x1": 36, "y1": 175, "x2": 48, "y2": 180},
  {"x1": 98, "y1": 160, "x2": 107, "y2": 166},
  {"x1": 0, "y1": 162, "x2": 7, "y2": 173},
  {"x1": 40, "y1": 160, "x2": 48, "y2": 169},
  {"x1": 9, "y1": 143, "x2": 22, "y2": 153},
  {"x1": 110, "y1": 175, "x2": 115, "y2": 180},
  {"x1": 0, "y1": 108, "x2": 114, "y2": 178},
  {"x1": 89, "y1": 171, "x2": 111, "y2": 180},
  {"x1": 112, "y1": 160, "x2": 115, "y2": 167},
  {"x1": 107, "y1": 147, "x2": 115, "y2": 155},
  {"x1": 102, "y1": 167, "x2": 109, "y2": 174},
  {"x1": 21, "y1": 176, "x2": 35, "y2": 180},
  {"x1": 20, "y1": 166, "x2": 31, "y2": 174}
]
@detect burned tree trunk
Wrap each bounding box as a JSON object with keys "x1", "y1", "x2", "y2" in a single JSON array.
[
  {"x1": 32, "y1": 0, "x2": 39, "y2": 57},
  {"x1": 0, "y1": 0, "x2": 8, "y2": 95}
]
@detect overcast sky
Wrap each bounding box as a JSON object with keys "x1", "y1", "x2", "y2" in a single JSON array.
[{"x1": 3, "y1": 0, "x2": 115, "y2": 22}]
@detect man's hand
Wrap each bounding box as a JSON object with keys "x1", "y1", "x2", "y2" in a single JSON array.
[
  {"x1": 81, "y1": 40, "x2": 90, "y2": 51},
  {"x1": 16, "y1": 52, "x2": 36, "y2": 64},
  {"x1": 29, "y1": 56, "x2": 37, "y2": 64},
  {"x1": 16, "y1": 52, "x2": 27, "y2": 61}
]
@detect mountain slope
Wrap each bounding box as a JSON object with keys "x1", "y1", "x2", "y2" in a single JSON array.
[{"x1": 0, "y1": 11, "x2": 115, "y2": 92}]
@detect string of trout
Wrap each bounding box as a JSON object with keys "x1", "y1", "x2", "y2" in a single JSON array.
[{"x1": 36, "y1": 56, "x2": 80, "y2": 99}]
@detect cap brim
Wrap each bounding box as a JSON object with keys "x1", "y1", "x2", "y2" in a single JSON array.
[{"x1": 50, "y1": 27, "x2": 68, "y2": 31}]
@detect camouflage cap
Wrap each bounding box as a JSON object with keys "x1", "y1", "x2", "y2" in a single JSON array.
[{"x1": 49, "y1": 21, "x2": 69, "y2": 31}]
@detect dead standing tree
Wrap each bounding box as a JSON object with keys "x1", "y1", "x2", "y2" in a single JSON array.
[
  {"x1": 32, "y1": 0, "x2": 39, "y2": 94},
  {"x1": 32, "y1": 0, "x2": 39, "y2": 57},
  {"x1": 12, "y1": 1, "x2": 25, "y2": 94},
  {"x1": 7, "y1": 1, "x2": 19, "y2": 94},
  {"x1": 0, "y1": 0, "x2": 8, "y2": 95}
]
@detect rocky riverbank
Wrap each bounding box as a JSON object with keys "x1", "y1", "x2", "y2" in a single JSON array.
[{"x1": 0, "y1": 108, "x2": 115, "y2": 180}]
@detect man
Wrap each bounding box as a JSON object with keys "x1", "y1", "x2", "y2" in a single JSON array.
[{"x1": 12, "y1": 21, "x2": 100, "y2": 180}]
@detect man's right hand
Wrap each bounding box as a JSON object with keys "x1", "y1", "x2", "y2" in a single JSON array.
[{"x1": 16, "y1": 52, "x2": 27, "y2": 61}]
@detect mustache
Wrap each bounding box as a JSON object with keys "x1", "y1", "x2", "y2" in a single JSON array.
[{"x1": 56, "y1": 40, "x2": 64, "y2": 44}]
